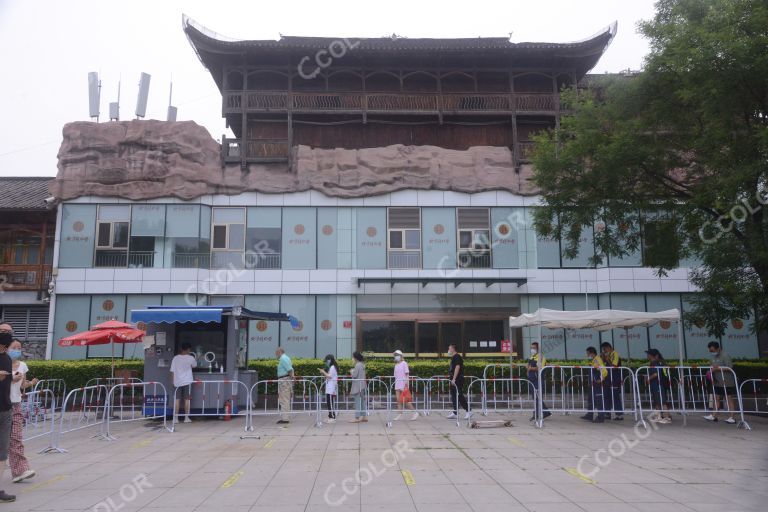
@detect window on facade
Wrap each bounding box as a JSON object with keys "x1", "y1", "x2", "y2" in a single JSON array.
[
  {"x1": 172, "y1": 238, "x2": 210, "y2": 269},
  {"x1": 245, "y1": 227, "x2": 281, "y2": 269},
  {"x1": 387, "y1": 207, "x2": 421, "y2": 269},
  {"x1": 95, "y1": 206, "x2": 130, "y2": 267},
  {"x1": 643, "y1": 219, "x2": 679, "y2": 268},
  {"x1": 457, "y1": 208, "x2": 491, "y2": 268},
  {"x1": 361, "y1": 320, "x2": 415, "y2": 355},
  {"x1": 211, "y1": 208, "x2": 246, "y2": 269}
]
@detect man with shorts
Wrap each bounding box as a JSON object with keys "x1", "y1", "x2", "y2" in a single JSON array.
[
  {"x1": 0, "y1": 332, "x2": 16, "y2": 502},
  {"x1": 704, "y1": 341, "x2": 737, "y2": 424},
  {"x1": 170, "y1": 342, "x2": 197, "y2": 424}
]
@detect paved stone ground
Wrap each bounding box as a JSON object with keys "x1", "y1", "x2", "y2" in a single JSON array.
[{"x1": 12, "y1": 411, "x2": 768, "y2": 512}]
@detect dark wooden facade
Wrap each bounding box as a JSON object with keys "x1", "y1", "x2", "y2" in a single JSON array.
[{"x1": 184, "y1": 18, "x2": 616, "y2": 167}]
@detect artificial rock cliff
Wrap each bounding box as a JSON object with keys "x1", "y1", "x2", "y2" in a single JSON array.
[{"x1": 52, "y1": 120, "x2": 536, "y2": 200}]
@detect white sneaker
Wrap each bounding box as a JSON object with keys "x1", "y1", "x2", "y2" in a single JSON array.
[
  {"x1": 410, "y1": 412, "x2": 419, "y2": 421},
  {"x1": 172, "y1": 417, "x2": 179, "y2": 424},
  {"x1": 446, "y1": 412, "x2": 457, "y2": 419},
  {"x1": 725, "y1": 417, "x2": 736, "y2": 424},
  {"x1": 183, "y1": 417, "x2": 192, "y2": 423},
  {"x1": 326, "y1": 418, "x2": 336, "y2": 424},
  {"x1": 659, "y1": 417, "x2": 672, "y2": 424},
  {"x1": 393, "y1": 413, "x2": 402, "y2": 421},
  {"x1": 703, "y1": 414, "x2": 717, "y2": 422},
  {"x1": 464, "y1": 412, "x2": 473, "y2": 420},
  {"x1": 12, "y1": 470, "x2": 35, "y2": 483}
]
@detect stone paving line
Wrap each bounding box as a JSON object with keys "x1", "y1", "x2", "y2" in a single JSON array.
[{"x1": 10, "y1": 411, "x2": 768, "y2": 512}]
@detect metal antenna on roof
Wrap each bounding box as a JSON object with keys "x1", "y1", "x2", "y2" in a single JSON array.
[
  {"x1": 135, "y1": 72, "x2": 151, "y2": 119},
  {"x1": 167, "y1": 75, "x2": 177, "y2": 122},
  {"x1": 109, "y1": 77, "x2": 121, "y2": 121},
  {"x1": 88, "y1": 72, "x2": 101, "y2": 122}
]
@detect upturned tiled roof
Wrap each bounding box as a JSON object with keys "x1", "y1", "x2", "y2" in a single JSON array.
[{"x1": 0, "y1": 177, "x2": 53, "y2": 210}]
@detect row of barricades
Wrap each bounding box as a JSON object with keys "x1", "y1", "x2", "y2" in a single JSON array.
[
  {"x1": 530, "y1": 365, "x2": 765, "y2": 430},
  {"x1": 19, "y1": 366, "x2": 767, "y2": 451}
]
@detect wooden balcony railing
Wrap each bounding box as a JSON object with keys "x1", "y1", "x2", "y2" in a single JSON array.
[
  {"x1": 223, "y1": 91, "x2": 558, "y2": 115},
  {"x1": 0, "y1": 264, "x2": 52, "y2": 292}
]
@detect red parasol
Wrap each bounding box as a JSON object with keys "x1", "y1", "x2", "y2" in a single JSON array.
[{"x1": 58, "y1": 322, "x2": 145, "y2": 377}]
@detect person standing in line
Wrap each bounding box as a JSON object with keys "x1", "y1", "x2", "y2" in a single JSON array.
[
  {"x1": 0, "y1": 332, "x2": 16, "y2": 503},
  {"x1": 170, "y1": 342, "x2": 197, "y2": 424},
  {"x1": 8, "y1": 340, "x2": 36, "y2": 483},
  {"x1": 645, "y1": 349, "x2": 672, "y2": 424},
  {"x1": 600, "y1": 342, "x2": 624, "y2": 420},
  {"x1": 393, "y1": 350, "x2": 418, "y2": 421},
  {"x1": 445, "y1": 344, "x2": 470, "y2": 419},
  {"x1": 319, "y1": 354, "x2": 339, "y2": 423},
  {"x1": 704, "y1": 341, "x2": 738, "y2": 424},
  {"x1": 581, "y1": 346, "x2": 608, "y2": 423},
  {"x1": 275, "y1": 347, "x2": 294, "y2": 424},
  {"x1": 527, "y1": 342, "x2": 551, "y2": 422},
  {"x1": 348, "y1": 351, "x2": 368, "y2": 423}
]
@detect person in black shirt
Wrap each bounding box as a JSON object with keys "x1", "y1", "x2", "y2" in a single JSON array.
[
  {"x1": 0, "y1": 332, "x2": 16, "y2": 503},
  {"x1": 446, "y1": 344, "x2": 471, "y2": 419}
]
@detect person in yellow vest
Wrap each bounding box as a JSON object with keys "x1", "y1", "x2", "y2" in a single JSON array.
[
  {"x1": 526, "y1": 342, "x2": 551, "y2": 422},
  {"x1": 600, "y1": 342, "x2": 624, "y2": 420},
  {"x1": 581, "y1": 346, "x2": 608, "y2": 423}
]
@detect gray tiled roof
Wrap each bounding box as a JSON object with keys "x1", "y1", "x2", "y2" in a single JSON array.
[{"x1": 0, "y1": 177, "x2": 54, "y2": 210}]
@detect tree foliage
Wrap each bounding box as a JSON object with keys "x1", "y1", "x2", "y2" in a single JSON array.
[{"x1": 532, "y1": 0, "x2": 768, "y2": 337}]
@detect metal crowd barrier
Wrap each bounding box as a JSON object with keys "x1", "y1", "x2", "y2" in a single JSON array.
[
  {"x1": 739, "y1": 379, "x2": 768, "y2": 416},
  {"x1": 249, "y1": 378, "x2": 322, "y2": 428},
  {"x1": 170, "y1": 379, "x2": 252, "y2": 432},
  {"x1": 32, "y1": 379, "x2": 67, "y2": 415},
  {"x1": 53, "y1": 384, "x2": 111, "y2": 452},
  {"x1": 636, "y1": 365, "x2": 751, "y2": 430},
  {"x1": 537, "y1": 365, "x2": 639, "y2": 428},
  {"x1": 468, "y1": 377, "x2": 539, "y2": 427},
  {"x1": 84, "y1": 377, "x2": 144, "y2": 389},
  {"x1": 105, "y1": 381, "x2": 170, "y2": 438},
  {"x1": 377, "y1": 376, "x2": 429, "y2": 416},
  {"x1": 424, "y1": 377, "x2": 465, "y2": 427},
  {"x1": 317, "y1": 377, "x2": 392, "y2": 426},
  {"x1": 21, "y1": 389, "x2": 58, "y2": 453}
]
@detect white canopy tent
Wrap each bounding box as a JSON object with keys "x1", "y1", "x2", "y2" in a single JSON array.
[{"x1": 509, "y1": 308, "x2": 684, "y2": 365}]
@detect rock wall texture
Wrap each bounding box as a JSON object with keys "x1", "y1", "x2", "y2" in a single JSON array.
[{"x1": 52, "y1": 120, "x2": 537, "y2": 200}]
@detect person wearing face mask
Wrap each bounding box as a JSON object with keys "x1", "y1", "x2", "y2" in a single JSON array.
[
  {"x1": 703, "y1": 341, "x2": 737, "y2": 424},
  {"x1": 393, "y1": 350, "x2": 418, "y2": 421},
  {"x1": 526, "y1": 342, "x2": 551, "y2": 422},
  {"x1": 0, "y1": 332, "x2": 16, "y2": 503},
  {"x1": 318, "y1": 354, "x2": 339, "y2": 423},
  {"x1": 445, "y1": 344, "x2": 470, "y2": 419},
  {"x1": 8, "y1": 340, "x2": 36, "y2": 483}
]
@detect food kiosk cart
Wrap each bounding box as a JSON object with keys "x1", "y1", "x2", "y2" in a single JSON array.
[{"x1": 130, "y1": 305, "x2": 294, "y2": 415}]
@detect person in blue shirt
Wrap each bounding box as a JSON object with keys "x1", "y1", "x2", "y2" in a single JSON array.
[{"x1": 275, "y1": 348, "x2": 294, "y2": 424}]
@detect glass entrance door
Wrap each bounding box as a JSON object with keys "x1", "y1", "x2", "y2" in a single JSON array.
[
  {"x1": 440, "y1": 322, "x2": 462, "y2": 355},
  {"x1": 416, "y1": 322, "x2": 438, "y2": 356}
]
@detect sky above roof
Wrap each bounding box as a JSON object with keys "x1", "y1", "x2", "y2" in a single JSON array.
[{"x1": 0, "y1": 0, "x2": 656, "y2": 178}]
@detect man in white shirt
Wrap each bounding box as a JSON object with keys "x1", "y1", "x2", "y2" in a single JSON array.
[{"x1": 170, "y1": 343, "x2": 197, "y2": 423}]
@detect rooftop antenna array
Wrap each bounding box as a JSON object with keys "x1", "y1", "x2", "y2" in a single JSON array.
[{"x1": 88, "y1": 72, "x2": 101, "y2": 121}]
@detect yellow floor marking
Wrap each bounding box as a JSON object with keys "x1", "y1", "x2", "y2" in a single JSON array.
[
  {"x1": 507, "y1": 436, "x2": 524, "y2": 447},
  {"x1": 22, "y1": 475, "x2": 67, "y2": 493},
  {"x1": 564, "y1": 467, "x2": 596, "y2": 484},
  {"x1": 221, "y1": 470, "x2": 244, "y2": 489},
  {"x1": 263, "y1": 438, "x2": 276, "y2": 448},
  {"x1": 131, "y1": 438, "x2": 152, "y2": 449},
  {"x1": 401, "y1": 470, "x2": 416, "y2": 486}
]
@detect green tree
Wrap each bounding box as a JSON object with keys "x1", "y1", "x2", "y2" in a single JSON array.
[{"x1": 531, "y1": 0, "x2": 768, "y2": 344}]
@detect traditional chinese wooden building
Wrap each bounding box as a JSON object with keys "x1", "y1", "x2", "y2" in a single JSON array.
[{"x1": 183, "y1": 17, "x2": 616, "y2": 167}]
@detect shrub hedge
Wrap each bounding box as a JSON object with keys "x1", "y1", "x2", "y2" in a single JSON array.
[{"x1": 24, "y1": 358, "x2": 768, "y2": 391}]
